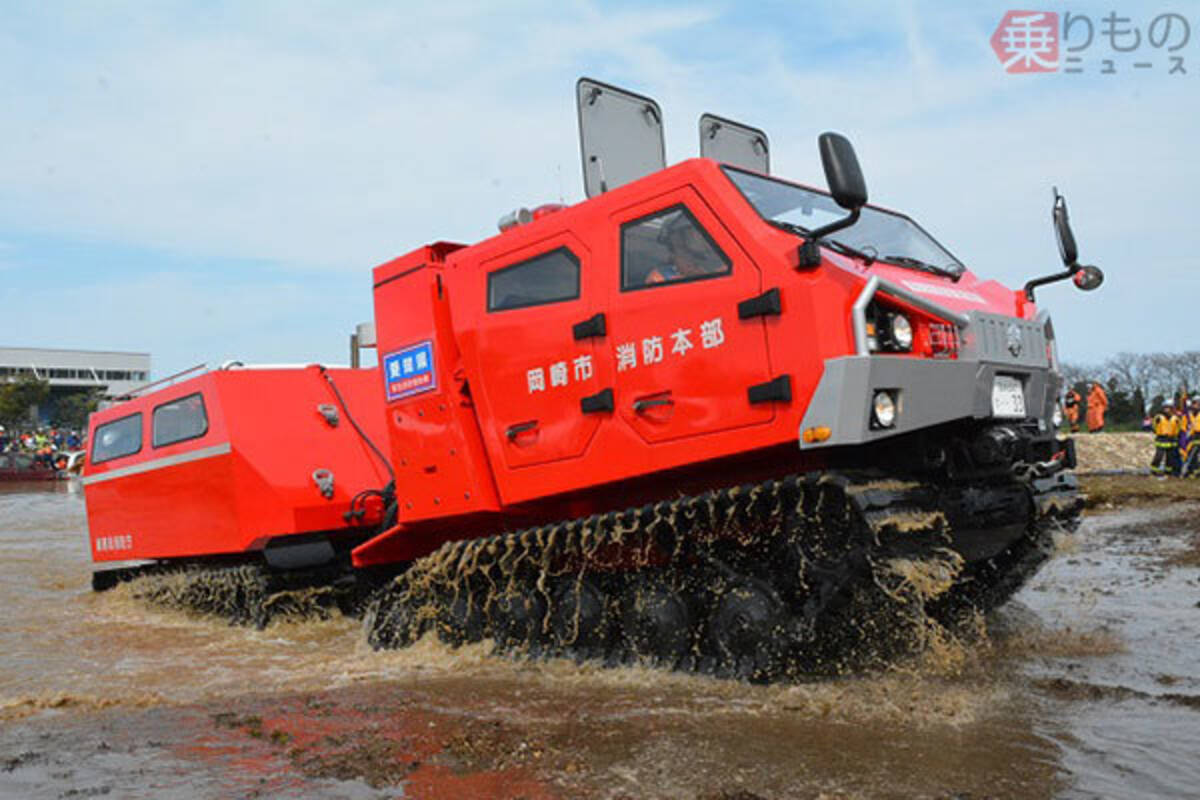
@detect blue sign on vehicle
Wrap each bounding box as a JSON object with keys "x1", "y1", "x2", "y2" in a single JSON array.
[{"x1": 382, "y1": 340, "x2": 437, "y2": 401}]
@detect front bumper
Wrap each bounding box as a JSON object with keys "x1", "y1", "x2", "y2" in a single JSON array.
[
  {"x1": 800, "y1": 276, "x2": 1063, "y2": 450},
  {"x1": 798, "y1": 354, "x2": 1059, "y2": 449}
]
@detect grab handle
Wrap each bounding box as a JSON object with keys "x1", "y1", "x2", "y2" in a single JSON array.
[{"x1": 506, "y1": 420, "x2": 538, "y2": 440}]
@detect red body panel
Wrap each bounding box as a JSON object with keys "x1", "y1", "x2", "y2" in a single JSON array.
[
  {"x1": 83, "y1": 366, "x2": 390, "y2": 563},
  {"x1": 354, "y1": 158, "x2": 1040, "y2": 566}
]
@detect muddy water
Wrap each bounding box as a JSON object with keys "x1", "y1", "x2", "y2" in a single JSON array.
[{"x1": 1, "y1": 483, "x2": 1198, "y2": 798}]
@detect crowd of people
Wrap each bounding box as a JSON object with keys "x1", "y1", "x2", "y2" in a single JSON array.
[
  {"x1": 1148, "y1": 396, "x2": 1200, "y2": 478},
  {"x1": 0, "y1": 425, "x2": 84, "y2": 469},
  {"x1": 1062, "y1": 381, "x2": 1200, "y2": 477},
  {"x1": 1062, "y1": 381, "x2": 1109, "y2": 433}
]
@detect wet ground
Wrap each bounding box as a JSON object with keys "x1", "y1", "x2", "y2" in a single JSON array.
[{"x1": 1, "y1": 480, "x2": 1198, "y2": 798}]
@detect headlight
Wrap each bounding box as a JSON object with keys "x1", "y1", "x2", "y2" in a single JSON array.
[
  {"x1": 1053, "y1": 405, "x2": 1064, "y2": 428},
  {"x1": 873, "y1": 391, "x2": 897, "y2": 428},
  {"x1": 888, "y1": 314, "x2": 913, "y2": 351}
]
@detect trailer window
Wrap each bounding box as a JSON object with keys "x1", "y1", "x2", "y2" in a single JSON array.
[
  {"x1": 488, "y1": 247, "x2": 580, "y2": 311},
  {"x1": 153, "y1": 393, "x2": 209, "y2": 448},
  {"x1": 91, "y1": 413, "x2": 143, "y2": 463},
  {"x1": 621, "y1": 205, "x2": 730, "y2": 291}
]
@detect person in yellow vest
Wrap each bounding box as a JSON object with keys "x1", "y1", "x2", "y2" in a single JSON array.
[
  {"x1": 1182, "y1": 398, "x2": 1200, "y2": 479},
  {"x1": 1172, "y1": 403, "x2": 1190, "y2": 475},
  {"x1": 1151, "y1": 401, "x2": 1180, "y2": 477}
]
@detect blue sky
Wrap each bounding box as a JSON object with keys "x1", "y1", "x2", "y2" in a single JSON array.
[{"x1": 2, "y1": 1, "x2": 1197, "y2": 376}]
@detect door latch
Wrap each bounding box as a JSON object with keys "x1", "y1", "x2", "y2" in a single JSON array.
[
  {"x1": 580, "y1": 388, "x2": 615, "y2": 414},
  {"x1": 748, "y1": 375, "x2": 792, "y2": 404},
  {"x1": 737, "y1": 287, "x2": 782, "y2": 319},
  {"x1": 572, "y1": 312, "x2": 607, "y2": 340}
]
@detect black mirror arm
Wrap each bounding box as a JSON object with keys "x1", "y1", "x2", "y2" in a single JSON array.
[
  {"x1": 1023, "y1": 263, "x2": 1080, "y2": 302},
  {"x1": 798, "y1": 208, "x2": 861, "y2": 268}
]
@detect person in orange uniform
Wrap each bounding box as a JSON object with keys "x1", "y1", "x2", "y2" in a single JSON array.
[
  {"x1": 1063, "y1": 388, "x2": 1082, "y2": 432},
  {"x1": 1086, "y1": 381, "x2": 1108, "y2": 433},
  {"x1": 1151, "y1": 401, "x2": 1181, "y2": 476},
  {"x1": 1182, "y1": 398, "x2": 1200, "y2": 478}
]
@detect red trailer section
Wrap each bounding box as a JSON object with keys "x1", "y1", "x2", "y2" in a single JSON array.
[{"x1": 82, "y1": 365, "x2": 390, "y2": 564}]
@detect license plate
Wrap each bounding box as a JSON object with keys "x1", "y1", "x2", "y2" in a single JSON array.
[{"x1": 991, "y1": 375, "x2": 1026, "y2": 418}]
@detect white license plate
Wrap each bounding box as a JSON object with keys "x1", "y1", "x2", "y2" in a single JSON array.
[{"x1": 991, "y1": 375, "x2": 1026, "y2": 418}]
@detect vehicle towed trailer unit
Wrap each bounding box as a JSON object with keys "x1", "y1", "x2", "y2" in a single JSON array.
[
  {"x1": 83, "y1": 364, "x2": 394, "y2": 610},
  {"x1": 84, "y1": 78, "x2": 1100, "y2": 679}
]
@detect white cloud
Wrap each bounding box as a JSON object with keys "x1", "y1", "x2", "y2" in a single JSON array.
[
  {"x1": 0, "y1": 2, "x2": 721, "y2": 272},
  {"x1": 0, "y1": 268, "x2": 372, "y2": 372},
  {"x1": 0, "y1": 1, "x2": 1194, "y2": 369}
]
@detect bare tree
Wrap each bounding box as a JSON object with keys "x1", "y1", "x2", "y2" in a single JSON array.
[
  {"x1": 1059, "y1": 360, "x2": 1095, "y2": 393},
  {"x1": 1104, "y1": 351, "x2": 1154, "y2": 399},
  {"x1": 1176, "y1": 350, "x2": 1200, "y2": 395},
  {"x1": 1149, "y1": 353, "x2": 1191, "y2": 400}
]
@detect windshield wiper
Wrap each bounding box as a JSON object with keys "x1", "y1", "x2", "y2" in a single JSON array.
[
  {"x1": 879, "y1": 254, "x2": 961, "y2": 280},
  {"x1": 766, "y1": 219, "x2": 810, "y2": 236},
  {"x1": 827, "y1": 239, "x2": 877, "y2": 265},
  {"x1": 767, "y1": 220, "x2": 877, "y2": 265}
]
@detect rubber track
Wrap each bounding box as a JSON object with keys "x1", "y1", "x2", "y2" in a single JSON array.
[
  {"x1": 364, "y1": 470, "x2": 1083, "y2": 682},
  {"x1": 109, "y1": 561, "x2": 373, "y2": 629}
]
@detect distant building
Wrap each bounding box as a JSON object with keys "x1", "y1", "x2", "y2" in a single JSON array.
[{"x1": 0, "y1": 347, "x2": 151, "y2": 424}]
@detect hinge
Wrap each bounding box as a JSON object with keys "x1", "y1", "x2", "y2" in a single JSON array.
[
  {"x1": 737, "y1": 288, "x2": 782, "y2": 319},
  {"x1": 573, "y1": 312, "x2": 607, "y2": 340},
  {"x1": 580, "y1": 387, "x2": 615, "y2": 414},
  {"x1": 748, "y1": 375, "x2": 792, "y2": 405}
]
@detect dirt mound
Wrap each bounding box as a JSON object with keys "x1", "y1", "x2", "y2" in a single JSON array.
[{"x1": 1071, "y1": 432, "x2": 1153, "y2": 473}]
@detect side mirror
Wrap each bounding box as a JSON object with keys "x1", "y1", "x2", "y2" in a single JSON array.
[
  {"x1": 1073, "y1": 265, "x2": 1104, "y2": 291},
  {"x1": 1052, "y1": 188, "x2": 1078, "y2": 266},
  {"x1": 1024, "y1": 187, "x2": 1102, "y2": 301},
  {"x1": 799, "y1": 133, "x2": 868, "y2": 268},
  {"x1": 818, "y1": 132, "x2": 867, "y2": 210}
]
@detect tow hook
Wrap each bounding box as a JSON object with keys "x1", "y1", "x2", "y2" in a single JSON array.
[
  {"x1": 1012, "y1": 450, "x2": 1067, "y2": 482},
  {"x1": 312, "y1": 468, "x2": 336, "y2": 499}
]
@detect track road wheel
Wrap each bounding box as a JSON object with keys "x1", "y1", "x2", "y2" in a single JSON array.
[
  {"x1": 439, "y1": 587, "x2": 487, "y2": 646},
  {"x1": 489, "y1": 589, "x2": 547, "y2": 654},
  {"x1": 364, "y1": 584, "x2": 419, "y2": 649},
  {"x1": 707, "y1": 581, "x2": 786, "y2": 682},
  {"x1": 618, "y1": 577, "x2": 693, "y2": 668},
  {"x1": 547, "y1": 576, "x2": 609, "y2": 660}
]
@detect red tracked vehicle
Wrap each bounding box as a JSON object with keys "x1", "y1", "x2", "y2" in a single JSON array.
[{"x1": 85, "y1": 79, "x2": 1101, "y2": 678}]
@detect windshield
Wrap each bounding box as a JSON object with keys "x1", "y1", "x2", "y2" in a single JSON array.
[{"x1": 723, "y1": 167, "x2": 965, "y2": 278}]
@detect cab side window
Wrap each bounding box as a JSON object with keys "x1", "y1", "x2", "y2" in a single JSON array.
[
  {"x1": 153, "y1": 393, "x2": 209, "y2": 448},
  {"x1": 92, "y1": 413, "x2": 143, "y2": 463},
  {"x1": 621, "y1": 205, "x2": 731, "y2": 291},
  {"x1": 488, "y1": 247, "x2": 581, "y2": 311}
]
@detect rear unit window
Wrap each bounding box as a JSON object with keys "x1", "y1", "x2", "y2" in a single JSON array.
[
  {"x1": 488, "y1": 247, "x2": 580, "y2": 311},
  {"x1": 153, "y1": 393, "x2": 209, "y2": 448},
  {"x1": 92, "y1": 413, "x2": 143, "y2": 463}
]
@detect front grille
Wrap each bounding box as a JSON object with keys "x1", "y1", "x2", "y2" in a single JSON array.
[{"x1": 961, "y1": 312, "x2": 1048, "y2": 368}]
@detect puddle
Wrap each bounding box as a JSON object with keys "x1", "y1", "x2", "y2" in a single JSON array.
[{"x1": 1, "y1": 483, "x2": 1198, "y2": 798}]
